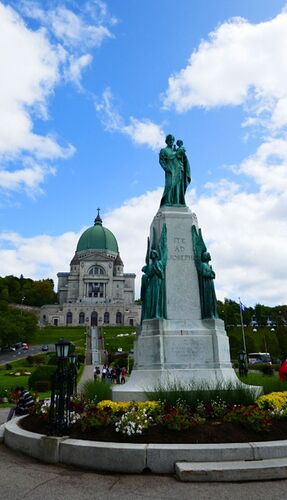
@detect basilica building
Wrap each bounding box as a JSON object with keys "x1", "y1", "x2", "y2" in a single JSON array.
[{"x1": 40, "y1": 212, "x2": 141, "y2": 327}]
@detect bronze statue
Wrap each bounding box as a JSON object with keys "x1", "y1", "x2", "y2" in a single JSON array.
[
  {"x1": 140, "y1": 225, "x2": 167, "y2": 321},
  {"x1": 192, "y1": 225, "x2": 218, "y2": 319},
  {"x1": 159, "y1": 134, "x2": 191, "y2": 207}
]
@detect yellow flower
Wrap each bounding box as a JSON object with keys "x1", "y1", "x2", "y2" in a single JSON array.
[
  {"x1": 256, "y1": 391, "x2": 287, "y2": 410},
  {"x1": 96, "y1": 400, "x2": 160, "y2": 414}
]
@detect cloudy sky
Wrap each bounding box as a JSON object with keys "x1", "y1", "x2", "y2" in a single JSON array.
[{"x1": 1, "y1": 0, "x2": 287, "y2": 306}]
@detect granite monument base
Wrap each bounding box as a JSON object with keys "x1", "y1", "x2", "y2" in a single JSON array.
[{"x1": 112, "y1": 318, "x2": 255, "y2": 402}]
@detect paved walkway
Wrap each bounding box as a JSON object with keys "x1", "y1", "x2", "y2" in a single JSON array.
[{"x1": 77, "y1": 364, "x2": 94, "y2": 392}]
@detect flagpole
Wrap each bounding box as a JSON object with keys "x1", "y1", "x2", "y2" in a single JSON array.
[{"x1": 239, "y1": 297, "x2": 247, "y2": 353}]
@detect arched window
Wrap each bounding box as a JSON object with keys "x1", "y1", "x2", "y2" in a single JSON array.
[
  {"x1": 91, "y1": 311, "x2": 98, "y2": 326},
  {"x1": 66, "y1": 311, "x2": 73, "y2": 325},
  {"x1": 79, "y1": 312, "x2": 85, "y2": 324},
  {"x1": 104, "y1": 311, "x2": 109, "y2": 324},
  {"x1": 88, "y1": 266, "x2": 105, "y2": 276},
  {"x1": 116, "y1": 311, "x2": 122, "y2": 324}
]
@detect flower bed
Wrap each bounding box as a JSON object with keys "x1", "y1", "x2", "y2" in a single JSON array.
[{"x1": 20, "y1": 393, "x2": 287, "y2": 444}]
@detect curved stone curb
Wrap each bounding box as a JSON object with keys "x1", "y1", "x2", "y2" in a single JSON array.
[{"x1": 3, "y1": 417, "x2": 287, "y2": 479}]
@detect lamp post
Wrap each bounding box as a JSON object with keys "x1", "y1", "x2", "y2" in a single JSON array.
[
  {"x1": 238, "y1": 350, "x2": 248, "y2": 377},
  {"x1": 49, "y1": 338, "x2": 72, "y2": 436},
  {"x1": 68, "y1": 352, "x2": 78, "y2": 395}
]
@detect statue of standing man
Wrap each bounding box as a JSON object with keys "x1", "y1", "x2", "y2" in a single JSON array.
[{"x1": 159, "y1": 134, "x2": 191, "y2": 207}]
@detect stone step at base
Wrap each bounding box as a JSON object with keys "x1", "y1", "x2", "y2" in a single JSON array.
[{"x1": 175, "y1": 458, "x2": 287, "y2": 482}]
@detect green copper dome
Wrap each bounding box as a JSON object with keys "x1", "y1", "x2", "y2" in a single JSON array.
[{"x1": 76, "y1": 213, "x2": 118, "y2": 253}]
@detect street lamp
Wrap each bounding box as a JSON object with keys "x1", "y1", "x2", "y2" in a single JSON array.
[
  {"x1": 49, "y1": 339, "x2": 73, "y2": 436},
  {"x1": 238, "y1": 350, "x2": 248, "y2": 377},
  {"x1": 55, "y1": 338, "x2": 71, "y2": 359}
]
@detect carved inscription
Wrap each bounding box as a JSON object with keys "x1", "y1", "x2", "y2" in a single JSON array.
[{"x1": 169, "y1": 236, "x2": 192, "y2": 261}]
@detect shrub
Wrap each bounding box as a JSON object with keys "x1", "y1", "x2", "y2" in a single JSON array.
[
  {"x1": 5, "y1": 363, "x2": 12, "y2": 370},
  {"x1": 146, "y1": 380, "x2": 256, "y2": 407},
  {"x1": 47, "y1": 354, "x2": 58, "y2": 366},
  {"x1": 260, "y1": 364, "x2": 274, "y2": 376},
  {"x1": 32, "y1": 354, "x2": 47, "y2": 365},
  {"x1": 26, "y1": 356, "x2": 34, "y2": 365},
  {"x1": 34, "y1": 381, "x2": 51, "y2": 392},
  {"x1": 28, "y1": 365, "x2": 56, "y2": 390},
  {"x1": 81, "y1": 380, "x2": 111, "y2": 403}
]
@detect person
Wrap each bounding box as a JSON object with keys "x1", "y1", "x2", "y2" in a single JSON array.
[
  {"x1": 94, "y1": 366, "x2": 100, "y2": 381},
  {"x1": 115, "y1": 365, "x2": 121, "y2": 384},
  {"x1": 279, "y1": 359, "x2": 287, "y2": 381},
  {"x1": 120, "y1": 366, "x2": 127, "y2": 384},
  {"x1": 159, "y1": 134, "x2": 191, "y2": 207},
  {"x1": 101, "y1": 364, "x2": 107, "y2": 382},
  {"x1": 7, "y1": 386, "x2": 35, "y2": 421}
]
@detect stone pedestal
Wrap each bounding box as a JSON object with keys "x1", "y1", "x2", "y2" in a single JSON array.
[{"x1": 113, "y1": 207, "x2": 247, "y2": 401}]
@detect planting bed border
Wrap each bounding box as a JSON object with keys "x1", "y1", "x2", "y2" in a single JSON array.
[{"x1": 2, "y1": 417, "x2": 287, "y2": 481}]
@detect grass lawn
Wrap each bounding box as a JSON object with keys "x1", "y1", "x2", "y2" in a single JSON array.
[
  {"x1": 32, "y1": 326, "x2": 85, "y2": 349},
  {"x1": 0, "y1": 366, "x2": 36, "y2": 390},
  {"x1": 238, "y1": 371, "x2": 287, "y2": 394},
  {"x1": 103, "y1": 325, "x2": 137, "y2": 353}
]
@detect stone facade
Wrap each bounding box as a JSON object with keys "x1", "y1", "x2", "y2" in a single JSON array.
[{"x1": 40, "y1": 217, "x2": 141, "y2": 327}]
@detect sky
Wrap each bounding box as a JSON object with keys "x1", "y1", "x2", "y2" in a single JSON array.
[{"x1": 1, "y1": 0, "x2": 287, "y2": 306}]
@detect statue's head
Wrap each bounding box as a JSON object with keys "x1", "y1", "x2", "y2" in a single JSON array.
[
  {"x1": 176, "y1": 139, "x2": 183, "y2": 148},
  {"x1": 165, "y1": 134, "x2": 175, "y2": 146},
  {"x1": 202, "y1": 251, "x2": 211, "y2": 262},
  {"x1": 150, "y1": 249, "x2": 159, "y2": 260}
]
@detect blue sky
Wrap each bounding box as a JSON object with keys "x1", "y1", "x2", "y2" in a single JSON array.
[{"x1": 1, "y1": 0, "x2": 287, "y2": 305}]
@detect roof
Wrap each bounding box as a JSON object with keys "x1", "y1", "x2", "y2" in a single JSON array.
[{"x1": 76, "y1": 216, "x2": 119, "y2": 254}]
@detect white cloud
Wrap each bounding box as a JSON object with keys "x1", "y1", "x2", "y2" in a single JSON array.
[
  {"x1": 0, "y1": 1, "x2": 115, "y2": 194},
  {"x1": 0, "y1": 3, "x2": 74, "y2": 192},
  {"x1": 65, "y1": 54, "x2": 93, "y2": 87},
  {"x1": 163, "y1": 8, "x2": 287, "y2": 130},
  {"x1": 0, "y1": 230, "x2": 80, "y2": 285},
  {"x1": 20, "y1": 1, "x2": 113, "y2": 49},
  {"x1": 0, "y1": 163, "x2": 55, "y2": 193},
  {"x1": 123, "y1": 118, "x2": 166, "y2": 151},
  {"x1": 0, "y1": 4, "x2": 66, "y2": 157},
  {"x1": 96, "y1": 88, "x2": 165, "y2": 151}
]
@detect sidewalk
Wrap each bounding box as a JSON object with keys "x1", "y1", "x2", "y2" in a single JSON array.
[
  {"x1": 0, "y1": 408, "x2": 9, "y2": 425},
  {"x1": 77, "y1": 364, "x2": 94, "y2": 392}
]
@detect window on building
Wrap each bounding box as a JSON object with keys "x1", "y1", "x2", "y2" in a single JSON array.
[
  {"x1": 104, "y1": 311, "x2": 109, "y2": 324},
  {"x1": 88, "y1": 266, "x2": 105, "y2": 276},
  {"x1": 129, "y1": 319, "x2": 134, "y2": 326},
  {"x1": 91, "y1": 311, "x2": 97, "y2": 326},
  {"x1": 79, "y1": 312, "x2": 85, "y2": 324},
  {"x1": 66, "y1": 312, "x2": 72, "y2": 325},
  {"x1": 116, "y1": 311, "x2": 122, "y2": 324},
  {"x1": 53, "y1": 318, "x2": 58, "y2": 326},
  {"x1": 88, "y1": 282, "x2": 104, "y2": 298}
]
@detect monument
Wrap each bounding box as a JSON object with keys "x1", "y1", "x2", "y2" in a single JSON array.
[{"x1": 113, "y1": 134, "x2": 242, "y2": 401}]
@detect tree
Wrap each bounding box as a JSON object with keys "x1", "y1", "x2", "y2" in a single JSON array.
[
  {"x1": 276, "y1": 318, "x2": 287, "y2": 359},
  {"x1": 0, "y1": 307, "x2": 39, "y2": 348}
]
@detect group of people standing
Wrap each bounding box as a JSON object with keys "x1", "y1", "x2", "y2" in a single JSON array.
[{"x1": 94, "y1": 364, "x2": 127, "y2": 384}]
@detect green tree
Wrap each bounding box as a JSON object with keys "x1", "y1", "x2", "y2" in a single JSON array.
[
  {"x1": 0, "y1": 287, "x2": 9, "y2": 310},
  {"x1": 0, "y1": 307, "x2": 39, "y2": 348},
  {"x1": 276, "y1": 318, "x2": 287, "y2": 359}
]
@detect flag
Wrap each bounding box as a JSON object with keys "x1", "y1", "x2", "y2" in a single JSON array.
[{"x1": 239, "y1": 300, "x2": 246, "y2": 312}]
